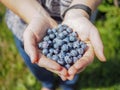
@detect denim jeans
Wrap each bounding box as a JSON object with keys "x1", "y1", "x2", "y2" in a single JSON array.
[{"x1": 14, "y1": 36, "x2": 79, "y2": 90}]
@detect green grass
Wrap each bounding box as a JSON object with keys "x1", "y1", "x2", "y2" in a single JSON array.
[{"x1": 0, "y1": 3, "x2": 120, "y2": 90}]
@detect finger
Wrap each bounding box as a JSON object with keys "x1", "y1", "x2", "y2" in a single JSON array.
[
  {"x1": 67, "y1": 75, "x2": 74, "y2": 80},
  {"x1": 68, "y1": 43, "x2": 94, "y2": 75},
  {"x1": 23, "y1": 30, "x2": 39, "y2": 63},
  {"x1": 59, "y1": 74, "x2": 67, "y2": 81},
  {"x1": 37, "y1": 55, "x2": 69, "y2": 77},
  {"x1": 90, "y1": 26, "x2": 106, "y2": 62}
]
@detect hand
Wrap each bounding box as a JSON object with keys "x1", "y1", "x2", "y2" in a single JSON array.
[
  {"x1": 23, "y1": 15, "x2": 68, "y2": 79},
  {"x1": 62, "y1": 14, "x2": 106, "y2": 80}
]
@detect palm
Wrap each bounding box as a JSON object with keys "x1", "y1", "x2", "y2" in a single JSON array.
[{"x1": 62, "y1": 16, "x2": 105, "y2": 80}]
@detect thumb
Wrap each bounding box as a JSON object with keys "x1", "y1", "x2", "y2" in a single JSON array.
[
  {"x1": 90, "y1": 26, "x2": 106, "y2": 62},
  {"x1": 23, "y1": 29, "x2": 39, "y2": 63}
]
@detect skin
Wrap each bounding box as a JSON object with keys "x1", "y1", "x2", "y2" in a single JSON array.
[{"x1": 1, "y1": 0, "x2": 106, "y2": 82}]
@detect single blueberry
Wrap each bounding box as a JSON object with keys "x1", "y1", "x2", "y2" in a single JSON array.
[
  {"x1": 53, "y1": 49, "x2": 59, "y2": 54},
  {"x1": 42, "y1": 41, "x2": 49, "y2": 48},
  {"x1": 73, "y1": 41, "x2": 80, "y2": 48},
  {"x1": 63, "y1": 37, "x2": 69, "y2": 43},
  {"x1": 73, "y1": 57, "x2": 78, "y2": 63},
  {"x1": 57, "y1": 59, "x2": 65, "y2": 65},
  {"x1": 71, "y1": 50, "x2": 78, "y2": 57},
  {"x1": 62, "y1": 31, "x2": 68, "y2": 36},
  {"x1": 68, "y1": 43, "x2": 73, "y2": 49},
  {"x1": 64, "y1": 56, "x2": 72, "y2": 64},
  {"x1": 69, "y1": 36, "x2": 76, "y2": 42},
  {"x1": 77, "y1": 54, "x2": 82, "y2": 59},
  {"x1": 47, "y1": 53, "x2": 52, "y2": 59},
  {"x1": 65, "y1": 64, "x2": 71, "y2": 69},
  {"x1": 61, "y1": 44, "x2": 69, "y2": 51},
  {"x1": 42, "y1": 49, "x2": 48, "y2": 55},
  {"x1": 81, "y1": 43, "x2": 87, "y2": 50},
  {"x1": 53, "y1": 43, "x2": 59, "y2": 48},
  {"x1": 47, "y1": 29, "x2": 53, "y2": 34},
  {"x1": 49, "y1": 33, "x2": 55, "y2": 39},
  {"x1": 58, "y1": 33, "x2": 65, "y2": 39},
  {"x1": 49, "y1": 48, "x2": 54, "y2": 54},
  {"x1": 43, "y1": 36, "x2": 49, "y2": 41},
  {"x1": 71, "y1": 32, "x2": 78, "y2": 37},
  {"x1": 52, "y1": 55, "x2": 59, "y2": 61},
  {"x1": 52, "y1": 28, "x2": 57, "y2": 33},
  {"x1": 66, "y1": 27, "x2": 72, "y2": 33},
  {"x1": 38, "y1": 42, "x2": 43, "y2": 49},
  {"x1": 59, "y1": 51, "x2": 66, "y2": 59},
  {"x1": 77, "y1": 48, "x2": 84, "y2": 55}
]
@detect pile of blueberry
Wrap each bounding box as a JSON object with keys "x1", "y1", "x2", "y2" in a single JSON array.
[{"x1": 38, "y1": 24, "x2": 87, "y2": 69}]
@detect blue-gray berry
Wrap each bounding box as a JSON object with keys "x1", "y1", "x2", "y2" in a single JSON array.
[
  {"x1": 69, "y1": 36, "x2": 76, "y2": 42},
  {"x1": 66, "y1": 28, "x2": 72, "y2": 33},
  {"x1": 71, "y1": 50, "x2": 78, "y2": 57},
  {"x1": 61, "y1": 44, "x2": 69, "y2": 51},
  {"x1": 77, "y1": 48, "x2": 84, "y2": 55},
  {"x1": 42, "y1": 49, "x2": 48, "y2": 55},
  {"x1": 42, "y1": 41, "x2": 49, "y2": 48},
  {"x1": 52, "y1": 55, "x2": 59, "y2": 61},
  {"x1": 64, "y1": 56, "x2": 72, "y2": 64},
  {"x1": 49, "y1": 33, "x2": 55, "y2": 39},
  {"x1": 65, "y1": 64, "x2": 71, "y2": 69},
  {"x1": 47, "y1": 29, "x2": 53, "y2": 34},
  {"x1": 57, "y1": 59, "x2": 65, "y2": 65}
]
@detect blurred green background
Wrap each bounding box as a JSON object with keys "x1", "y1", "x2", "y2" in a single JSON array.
[{"x1": 0, "y1": 0, "x2": 120, "y2": 90}]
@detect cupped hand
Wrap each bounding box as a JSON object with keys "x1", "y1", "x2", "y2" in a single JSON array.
[
  {"x1": 62, "y1": 16, "x2": 106, "y2": 80},
  {"x1": 23, "y1": 15, "x2": 68, "y2": 80}
]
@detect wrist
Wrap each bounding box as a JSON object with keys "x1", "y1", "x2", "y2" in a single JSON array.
[{"x1": 64, "y1": 9, "x2": 89, "y2": 21}]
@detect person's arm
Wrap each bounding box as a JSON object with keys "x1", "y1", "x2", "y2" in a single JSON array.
[
  {"x1": 0, "y1": 0, "x2": 68, "y2": 80},
  {"x1": 0, "y1": 0, "x2": 49, "y2": 23},
  {"x1": 64, "y1": 0, "x2": 102, "y2": 19}
]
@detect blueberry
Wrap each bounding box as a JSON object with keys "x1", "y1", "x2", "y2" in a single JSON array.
[
  {"x1": 73, "y1": 57, "x2": 78, "y2": 63},
  {"x1": 63, "y1": 37, "x2": 69, "y2": 43},
  {"x1": 38, "y1": 42, "x2": 43, "y2": 49},
  {"x1": 65, "y1": 64, "x2": 71, "y2": 69},
  {"x1": 47, "y1": 29, "x2": 53, "y2": 34},
  {"x1": 61, "y1": 44, "x2": 69, "y2": 51},
  {"x1": 68, "y1": 43, "x2": 73, "y2": 49},
  {"x1": 42, "y1": 41, "x2": 49, "y2": 48},
  {"x1": 58, "y1": 33, "x2": 65, "y2": 39},
  {"x1": 66, "y1": 28, "x2": 72, "y2": 33},
  {"x1": 52, "y1": 28, "x2": 57, "y2": 33},
  {"x1": 49, "y1": 33, "x2": 55, "y2": 39},
  {"x1": 53, "y1": 43, "x2": 59, "y2": 48},
  {"x1": 52, "y1": 55, "x2": 59, "y2": 61},
  {"x1": 42, "y1": 49, "x2": 48, "y2": 55},
  {"x1": 62, "y1": 24, "x2": 68, "y2": 30},
  {"x1": 71, "y1": 32, "x2": 78, "y2": 37},
  {"x1": 77, "y1": 54, "x2": 82, "y2": 59},
  {"x1": 54, "y1": 49, "x2": 59, "y2": 54},
  {"x1": 77, "y1": 48, "x2": 84, "y2": 55},
  {"x1": 64, "y1": 56, "x2": 72, "y2": 64},
  {"x1": 62, "y1": 31, "x2": 68, "y2": 36},
  {"x1": 59, "y1": 51, "x2": 66, "y2": 59},
  {"x1": 81, "y1": 43, "x2": 87, "y2": 50},
  {"x1": 47, "y1": 53, "x2": 52, "y2": 59},
  {"x1": 57, "y1": 59, "x2": 65, "y2": 65},
  {"x1": 43, "y1": 36, "x2": 49, "y2": 41},
  {"x1": 69, "y1": 36, "x2": 76, "y2": 42},
  {"x1": 58, "y1": 27, "x2": 64, "y2": 32},
  {"x1": 71, "y1": 50, "x2": 78, "y2": 57},
  {"x1": 49, "y1": 48, "x2": 54, "y2": 54},
  {"x1": 56, "y1": 39, "x2": 64, "y2": 47},
  {"x1": 73, "y1": 41, "x2": 80, "y2": 48}
]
